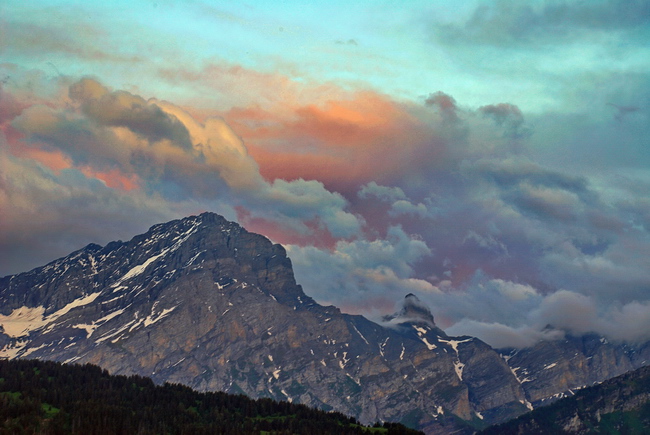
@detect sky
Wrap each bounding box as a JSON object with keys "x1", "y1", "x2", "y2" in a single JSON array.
[{"x1": 1, "y1": 0, "x2": 650, "y2": 348}]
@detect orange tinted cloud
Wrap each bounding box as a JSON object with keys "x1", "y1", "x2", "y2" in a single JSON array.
[
  {"x1": 80, "y1": 166, "x2": 140, "y2": 191},
  {"x1": 19, "y1": 147, "x2": 72, "y2": 173},
  {"x1": 235, "y1": 206, "x2": 338, "y2": 249},
  {"x1": 2, "y1": 123, "x2": 73, "y2": 173},
  {"x1": 3, "y1": 121, "x2": 137, "y2": 190},
  {"x1": 225, "y1": 91, "x2": 444, "y2": 192},
  {"x1": 160, "y1": 63, "x2": 448, "y2": 192},
  {"x1": 289, "y1": 92, "x2": 409, "y2": 148},
  {"x1": 159, "y1": 63, "x2": 346, "y2": 112}
]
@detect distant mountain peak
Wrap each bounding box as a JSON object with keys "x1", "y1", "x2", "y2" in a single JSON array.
[{"x1": 383, "y1": 293, "x2": 436, "y2": 328}]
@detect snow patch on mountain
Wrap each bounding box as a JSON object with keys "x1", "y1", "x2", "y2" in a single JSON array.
[
  {"x1": 0, "y1": 306, "x2": 47, "y2": 338},
  {"x1": 73, "y1": 308, "x2": 127, "y2": 338},
  {"x1": 0, "y1": 292, "x2": 102, "y2": 339},
  {"x1": 454, "y1": 360, "x2": 465, "y2": 381},
  {"x1": 112, "y1": 220, "x2": 200, "y2": 287},
  {"x1": 439, "y1": 337, "x2": 473, "y2": 353}
]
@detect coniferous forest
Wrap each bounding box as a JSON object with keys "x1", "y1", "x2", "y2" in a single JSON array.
[{"x1": 0, "y1": 359, "x2": 422, "y2": 435}]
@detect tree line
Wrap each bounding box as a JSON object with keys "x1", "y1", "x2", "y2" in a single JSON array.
[{"x1": 0, "y1": 359, "x2": 423, "y2": 435}]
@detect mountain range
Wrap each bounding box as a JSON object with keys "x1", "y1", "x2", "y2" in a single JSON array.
[{"x1": 1, "y1": 212, "x2": 648, "y2": 433}]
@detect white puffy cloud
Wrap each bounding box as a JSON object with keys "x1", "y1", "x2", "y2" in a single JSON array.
[
  {"x1": 445, "y1": 320, "x2": 564, "y2": 349},
  {"x1": 358, "y1": 182, "x2": 408, "y2": 202},
  {"x1": 438, "y1": 286, "x2": 650, "y2": 348},
  {"x1": 261, "y1": 178, "x2": 362, "y2": 238},
  {"x1": 358, "y1": 182, "x2": 434, "y2": 219},
  {"x1": 287, "y1": 225, "x2": 436, "y2": 313}
]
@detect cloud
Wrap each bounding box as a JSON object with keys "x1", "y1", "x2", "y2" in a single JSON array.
[
  {"x1": 388, "y1": 200, "x2": 430, "y2": 219},
  {"x1": 226, "y1": 90, "x2": 450, "y2": 193},
  {"x1": 425, "y1": 91, "x2": 460, "y2": 123},
  {"x1": 358, "y1": 182, "x2": 433, "y2": 219},
  {"x1": 0, "y1": 85, "x2": 25, "y2": 123},
  {"x1": 440, "y1": 285, "x2": 650, "y2": 348},
  {"x1": 283, "y1": 136, "x2": 650, "y2": 348},
  {"x1": 2, "y1": 65, "x2": 650, "y2": 351},
  {"x1": 530, "y1": 290, "x2": 599, "y2": 334},
  {"x1": 158, "y1": 62, "x2": 349, "y2": 113},
  {"x1": 258, "y1": 178, "x2": 362, "y2": 239},
  {"x1": 1, "y1": 77, "x2": 366, "y2": 274},
  {"x1": 470, "y1": 158, "x2": 591, "y2": 195},
  {"x1": 0, "y1": 142, "x2": 204, "y2": 276},
  {"x1": 433, "y1": 0, "x2": 650, "y2": 47},
  {"x1": 70, "y1": 80, "x2": 194, "y2": 149},
  {"x1": 539, "y1": 233, "x2": 650, "y2": 304},
  {"x1": 224, "y1": 87, "x2": 536, "y2": 204},
  {"x1": 2, "y1": 21, "x2": 141, "y2": 63},
  {"x1": 479, "y1": 103, "x2": 530, "y2": 139},
  {"x1": 358, "y1": 182, "x2": 407, "y2": 202},
  {"x1": 287, "y1": 225, "x2": 437, "y2": 314},
  {"x1": 12, "y1": 95, "x2": 229, "y2": 200},
  {"x1": 154, "y1": 99, "x2": 266, "y2": 193},
  {"x1": 446, "y1": 320, "x2": 564, "y2": 349},
  {"x1": 508, "y1": 182, "x2": 581, "y2": 222},
  {"x1": 463, "y1": 231, "x2": 509, "y2": 257},
  {"x1": 15, "y1": 78, "x2": 364, "y2": 237},
  {"x1": 603, "y1": 301, "x2": 650, "y2": 343}
]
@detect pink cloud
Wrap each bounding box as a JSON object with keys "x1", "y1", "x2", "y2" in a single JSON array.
[
  {"x1": 235, "y1": 206, "x2": 339, "y2": 249},
  {"x1": 225, "y1": 91, "x2": 446, "y2": 193},
  {"x1": 79, "y1": 166, "x2": 140, "y2": 191}
]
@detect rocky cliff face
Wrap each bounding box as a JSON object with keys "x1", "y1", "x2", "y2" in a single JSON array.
[
  {"x1": 501, "y1": 334, "x2": 650, "y2": 407},
  {"x1": 480, "y1": 364, "x2": 650, "y2": 434},
  {"x1": 0, "y1": 213, "x2": 647, "y2": 433}
]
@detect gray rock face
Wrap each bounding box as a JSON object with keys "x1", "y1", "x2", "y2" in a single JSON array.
[
  {"x1": 0, "y1": 212, "x2": 647, "y2": 433},
  {"x1": 480, "y1": 364, "x2": 650, "y2": 434},
  {"x1": 501, "y1": 334, "x2": 650, "y2": 406}
]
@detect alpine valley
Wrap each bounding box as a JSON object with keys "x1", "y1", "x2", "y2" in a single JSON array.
[{"x1": 1, "y1": 213, "x2": 649, "y2": 434}]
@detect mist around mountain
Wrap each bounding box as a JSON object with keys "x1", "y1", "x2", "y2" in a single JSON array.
[{"x1": 1, "y1": 212, "x2": 649, "y2": 434}]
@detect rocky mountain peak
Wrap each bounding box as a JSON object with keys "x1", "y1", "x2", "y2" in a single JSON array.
[{"x1": 383, "y1": 293, "x2": 436, "y2": 328}]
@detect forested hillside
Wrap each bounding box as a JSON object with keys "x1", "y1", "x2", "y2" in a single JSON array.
[{"x1": 0, "y1": 359, "x2": 422, "y2": 435}]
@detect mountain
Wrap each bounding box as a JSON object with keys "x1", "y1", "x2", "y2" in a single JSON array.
[
  {"x1": 500, "y1": 334, "x2": 650, "y2": 407},
  {"x1": 479, "y1": 364, "x2": 650, "y2": 434},
  {"x1": 0, "y1": 358, "x2": 423, "y2": 434},
  {"x1": 0, "y1": 212, "x2": 648, "y2": 433}
]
